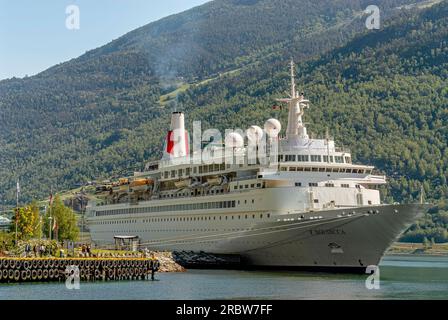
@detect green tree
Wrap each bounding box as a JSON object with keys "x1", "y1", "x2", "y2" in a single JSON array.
[
  {"x1": 44, "y1": 195, "x2": 79, "y2": 241},
  {"x1": 10, "y1": 201, "x2": 41, "y2": 240}
]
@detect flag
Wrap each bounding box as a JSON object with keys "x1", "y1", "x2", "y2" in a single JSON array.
[
  {"x1": 49, "y1": 193, "x2": 53, "y2": 206},
  {"x1": 16, "y1": 180, "x2": 20, "y2": 194},
  {"x1": 52, "y1": 217, "x2": 57, "y2": 231},
  {"x1": 272, "y1": 105, "x2": 282, "y2": 110}
]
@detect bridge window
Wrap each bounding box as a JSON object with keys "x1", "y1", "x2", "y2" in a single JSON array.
[
  {"x1": 311, "y1": 155, "x2": 322, "y2": 162},
  {"x1": 335, "y1": 156, "x2": 343, "y2": 163}
]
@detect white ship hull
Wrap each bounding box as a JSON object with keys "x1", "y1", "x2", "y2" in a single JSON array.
[{"x1": 88, "y1": 199, "x2": 425, "y2": 271}]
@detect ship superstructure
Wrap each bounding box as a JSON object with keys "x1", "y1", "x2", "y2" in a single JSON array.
[{"x1": 86, "y1": 61, "x2": 426, "y2": 272}]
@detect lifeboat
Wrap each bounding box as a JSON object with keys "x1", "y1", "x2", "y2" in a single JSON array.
[
  {"x1": 112, "y1": 178, "x2": 130, "y2": 193},
  {"x1": 95, "y1": 185, "x2": 113, "y2": 195},
  {"x1": 174, "y1": 178, "x2": 192, "y2": 189},
  {"x1": 207, "y1": 176, "x2": 228, "y2": 186},
  {"x1": 130, "y1": 178, "x2": 154, "y2": 192}
]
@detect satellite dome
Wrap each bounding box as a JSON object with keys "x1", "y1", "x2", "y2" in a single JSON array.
[
  {"x1": 264, "y1": 119, "x2": 282, "y2": 137},
  {"x1": 225, "y1": 132, "x2": 244, "y2": 148},
  {"x1": 246, "y1": 125, "x2": 264, "y2": 143}
]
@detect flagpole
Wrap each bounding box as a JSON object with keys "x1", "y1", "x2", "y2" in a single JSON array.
[
  {"x1": 15, "y1": 179, "x2": 19, "y2": 245},
  {"x1": 49, "y1": 186, "x2": 52, "y2": 240}
]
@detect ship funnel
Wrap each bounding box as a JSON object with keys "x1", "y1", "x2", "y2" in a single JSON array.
[{"x1": 164, "y1": 112, "x2": 189, "y2": 159}]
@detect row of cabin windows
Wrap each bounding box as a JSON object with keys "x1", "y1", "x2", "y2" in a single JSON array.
[
  {"x1": 163, "y1": 162, "x2": 253, "y2": 179},
  {"x1": 295, "y1": 182, "x2": 358, "y2": 188},
  {"x1": 233, "y1": 183, "x2": 262, "y2": 190},
  {"x1": 93, "y1": 213, "x2": 272, "y2": 225},
  {"x1": 160, "y1": 188, "x2": 225, "y2": 198},
  {"x1": 163, "y1": 160, "x2": 265, "y2": 179},
  {"x1": 281, "y1": 167, "x2": 371, "y2": 174},
  {"x1": 95, "y1": 200, "x2": 237, "y2": 217},
  {"x1": 281, "y1": 155, "x2": 350, "y2": 164}
]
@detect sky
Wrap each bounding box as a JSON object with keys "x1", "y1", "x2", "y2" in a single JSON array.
[{"x1": 0, "y1": 0, "x2": 210, "y2": 80}]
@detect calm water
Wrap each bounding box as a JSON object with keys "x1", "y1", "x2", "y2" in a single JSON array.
[{"x1": 0, "y1": 255, "x2": 447, "y2": 300}]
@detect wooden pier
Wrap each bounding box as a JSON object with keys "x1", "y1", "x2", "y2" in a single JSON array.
[{"x1": 0, "y1": 257, "x2": 159, "y2": 283}]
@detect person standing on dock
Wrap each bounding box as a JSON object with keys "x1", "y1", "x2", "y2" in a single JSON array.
[
  {"x1": 25, "y1": 243, "x2": 31, "y2": 257},
  {"x1": 150, "y1": 253, "x2": 157, "y2": 281}
]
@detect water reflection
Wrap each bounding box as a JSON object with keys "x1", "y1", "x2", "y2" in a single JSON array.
[{"x1": 0, "y1": 255, "x2": 447, "y2": 300}]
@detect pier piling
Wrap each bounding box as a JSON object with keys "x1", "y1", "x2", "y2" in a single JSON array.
[{"x1": 0, "y1": 257, "x2": 159, "y2": 283}]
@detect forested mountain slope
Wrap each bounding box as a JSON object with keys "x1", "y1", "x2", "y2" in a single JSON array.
[{"x1": 0, "y1": 0, "x2": 420, "y2": 202}]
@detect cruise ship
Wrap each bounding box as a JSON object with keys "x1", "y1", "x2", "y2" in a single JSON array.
[{"x1": 86, "y1": 61, "x2": 427, "y2": 272}]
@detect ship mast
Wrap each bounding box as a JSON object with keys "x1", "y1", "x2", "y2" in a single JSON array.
[
  {"x1": 290, "y1": 59, "x2": 296, "y2": 99},
  {"x1": 276, "y1": 60, "x2": 310, "y2": 142}
]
